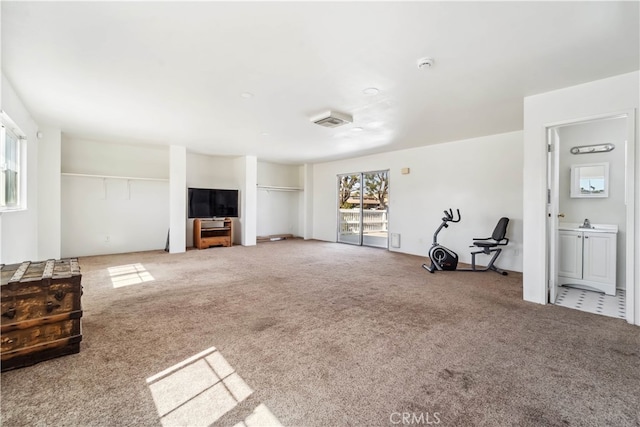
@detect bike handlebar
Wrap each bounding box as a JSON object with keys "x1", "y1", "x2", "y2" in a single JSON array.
[{"x1": 442, "y1": 208, "x2": 461, "y2": 223}]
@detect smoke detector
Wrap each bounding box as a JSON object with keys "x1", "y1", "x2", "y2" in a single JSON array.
[
  {"x1": 417, "y1": 57, "x2": 435, "y2": 69},
  {"x1": 311, "y1": 111, "x2": 353, "y2": 128}
]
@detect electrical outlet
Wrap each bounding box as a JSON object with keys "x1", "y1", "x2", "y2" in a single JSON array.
[
  {"x1": 514, "y1": 248, "x2": 520, "y2": 256},
  {"x1": 105, "y1": 235, "x2": 110, "y2": 243}
]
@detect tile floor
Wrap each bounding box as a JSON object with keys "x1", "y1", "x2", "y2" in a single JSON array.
[{"x1": 555, "y1": 286, "x2": 626, "y2": 319}]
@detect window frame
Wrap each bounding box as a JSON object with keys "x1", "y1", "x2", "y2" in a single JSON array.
[{"x1": 1, "y1": 111, "x2": 27, "y2": 213}]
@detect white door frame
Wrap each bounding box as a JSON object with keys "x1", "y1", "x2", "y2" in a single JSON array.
[
  {"x1": 336, "y1": 170, "x2": 390, "y2": 249},
  {"x1": 547, "y1": 127, "x2": 561, "y2": 304},
  {"x1": 545, "y1": 109, "x2": 636, "y2": 324}
]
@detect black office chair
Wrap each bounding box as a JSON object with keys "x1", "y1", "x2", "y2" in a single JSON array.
[{"x1": 468, "y1": 217, "x2": 510, "y2": 275}]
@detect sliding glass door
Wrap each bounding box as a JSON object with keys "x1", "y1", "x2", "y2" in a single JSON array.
[
  {"x1": 337, "y1": 170, "x2": 389, "y2": 248},
  {"x1": 338, "y1": 174, "x2": 362, "y2": 245}
]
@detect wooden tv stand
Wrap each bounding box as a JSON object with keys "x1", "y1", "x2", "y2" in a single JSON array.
[{"x1": 194, "y1": 218, "x2": 233, "y2": 249}]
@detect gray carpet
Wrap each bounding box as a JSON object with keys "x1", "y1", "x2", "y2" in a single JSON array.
[{"x1": 1, "y1": 240, "x2": 639, "y2": 426}]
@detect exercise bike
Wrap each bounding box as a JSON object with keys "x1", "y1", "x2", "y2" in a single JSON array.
[{"x1": 422, "y1": 209, "x2": 510, "y2": 275}]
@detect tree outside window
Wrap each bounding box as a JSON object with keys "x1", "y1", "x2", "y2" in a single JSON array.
[
  {"x1": 363, "y1": 172, "x2": 388, "y2": 210},
  {"x1": 339, "y1": 175, "x2": 360, "y2": 209}
]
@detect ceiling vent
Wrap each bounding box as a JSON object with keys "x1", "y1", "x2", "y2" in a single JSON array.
[{"x1": 311, "y1": 111, "x2": 353, "y2": 128}]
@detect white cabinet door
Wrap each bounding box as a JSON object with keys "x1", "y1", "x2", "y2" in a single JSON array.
[
  {"x1": 558, "y1": 230, "x2": 583, "y2": 279},
  {"x1": 583, "y1": 232, "x2": 616, "y2": 284}
]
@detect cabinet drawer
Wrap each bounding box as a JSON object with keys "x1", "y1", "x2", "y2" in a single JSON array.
[{"x1": 201, "y1": 236, "x2": 231, "y2": 247}]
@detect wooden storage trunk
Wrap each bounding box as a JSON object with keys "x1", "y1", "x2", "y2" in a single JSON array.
[{"x1": 1, "y1": 259, "x2": 82, "y2": 372}]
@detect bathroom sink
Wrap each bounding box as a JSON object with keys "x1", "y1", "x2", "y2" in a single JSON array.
[{"x1": 558, "y1": 222, "x2": 618, "y2": 233}]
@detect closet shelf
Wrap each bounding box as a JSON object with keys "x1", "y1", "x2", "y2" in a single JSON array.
[
  {"x1": 61, "y1": 173, "x2": 169, "y2": 182},
  {"x1": 257, "y1": 185, "x2": 303, "y2": 192}
]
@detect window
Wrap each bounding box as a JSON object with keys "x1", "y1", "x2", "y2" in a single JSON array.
[{"x1": 1, "y1": 113, "x2": 26, "y2": 212}]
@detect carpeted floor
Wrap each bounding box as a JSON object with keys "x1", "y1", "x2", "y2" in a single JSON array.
[{"x1": 1, "y1": 240, "x2": 639, "y2": 427}]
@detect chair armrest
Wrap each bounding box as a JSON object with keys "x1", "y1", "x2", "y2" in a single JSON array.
[{"x1": 497, "y1": 238, "x2": 509, "y2": 246}]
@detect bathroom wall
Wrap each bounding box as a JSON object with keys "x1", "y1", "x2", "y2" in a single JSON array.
[{"x1": 558, "y1": 117, "x2": 627, "y2": 289}]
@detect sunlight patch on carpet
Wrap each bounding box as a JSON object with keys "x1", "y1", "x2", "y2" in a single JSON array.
[
  {"x1": 108, "y1": 263, "x2": 154, "y2": 288},
  {"x1": 146, "y1": 346, "x2": 280, "y2": 426},
  {"x1": 233, "y1": 403, "x2": 283, "y2": 427}
]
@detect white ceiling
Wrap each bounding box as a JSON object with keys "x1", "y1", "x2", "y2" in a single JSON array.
[{"x1": 2, "y1": 1, "x2": 638, "y2": 164}]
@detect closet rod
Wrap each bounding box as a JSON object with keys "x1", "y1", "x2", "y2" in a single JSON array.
[
  {"x1": 257, "y1": 185, "x2": 304, "y2": 192},
  {"x1": 258, "y1": 184, "x2": 304, "y2": 191},
  {"x1": 61, "y1": 173, "x2": 169, "y2": 182}
]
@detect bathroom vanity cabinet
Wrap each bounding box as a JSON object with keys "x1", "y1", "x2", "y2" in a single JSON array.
[{"x1": 558, "y1": 224, "x2": 617, "y2": 295}]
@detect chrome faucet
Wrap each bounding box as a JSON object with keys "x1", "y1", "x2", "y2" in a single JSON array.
[{"x1": 580, "y1": 218, "x2": 592, "y2": 229}]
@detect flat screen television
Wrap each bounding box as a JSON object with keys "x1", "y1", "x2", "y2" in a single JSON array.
[{"x1": 188, "y1": 188, "x2": 239, "y2": 218}]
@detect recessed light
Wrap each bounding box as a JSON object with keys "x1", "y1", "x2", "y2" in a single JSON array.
[
  {"x1": 351, "y1": 127, "x2": 364, "y2": 132},
  {"x1": 261, "y1": 132, "x2": 269, "y2": 136},
  {"x1": 240, "y1": 92, "x2": 254, "y2": 99},
  {"x1": 363, "y1": 87, "x2": 379, "y2": 95}
]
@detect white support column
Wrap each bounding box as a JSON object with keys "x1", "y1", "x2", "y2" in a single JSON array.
[
  {"x1": 243, "y1": 156, "x2": 257, "y2": 246},
  {"x1": 234, "y1": 155, "x2": 257, "y2": 246},
  {"x1": 169, "y1": 145, "x2": 186, "y2": 253},
  {"x1": 303, "y1": 163, "x2": 314, "y2": 240},
  {"x1": 37, "y1": 127, "x2": 62, "y2": 260}
]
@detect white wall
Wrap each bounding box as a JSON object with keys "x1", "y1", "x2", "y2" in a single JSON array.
[
  {"x1": 37, "y1": 126, "x2": 61, "y2": 260},
  {"x1": 61, "y1": 137, "x2": 170, "y2": 257},
  {"x1": 186, "y1": 152, "x2": 240, "y2": 246},
  {"x1": 312, "y1": 131, "x2": 524, "y2": 272},
  {"x1": 63, "y1": 137, "x2": 169, "y2": 178},
  {"x1": 558, "y1": 118, "x2": 627, "y2": 288},
  {"x1": 1, "y1": 74, "x2": 39, "y2": 264},
  {"x1": 257, "y1": 161, "x2": 303, "y2": 237},
  {"x1": 523, "y1": 71, "x2": 639, "y2": 326}
]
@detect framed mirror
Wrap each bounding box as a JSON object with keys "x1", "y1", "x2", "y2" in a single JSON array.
[{"x1": 570, "y1": 162, "x2": 609, "y2": 198}]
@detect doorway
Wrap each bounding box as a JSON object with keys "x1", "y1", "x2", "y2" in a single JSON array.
[
  {"x1": 547, "y1": 112, "x2": 635, "y2": 322},
  {"x1": 337, "y1": 170, "x2": 389, "y2": 249}
]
